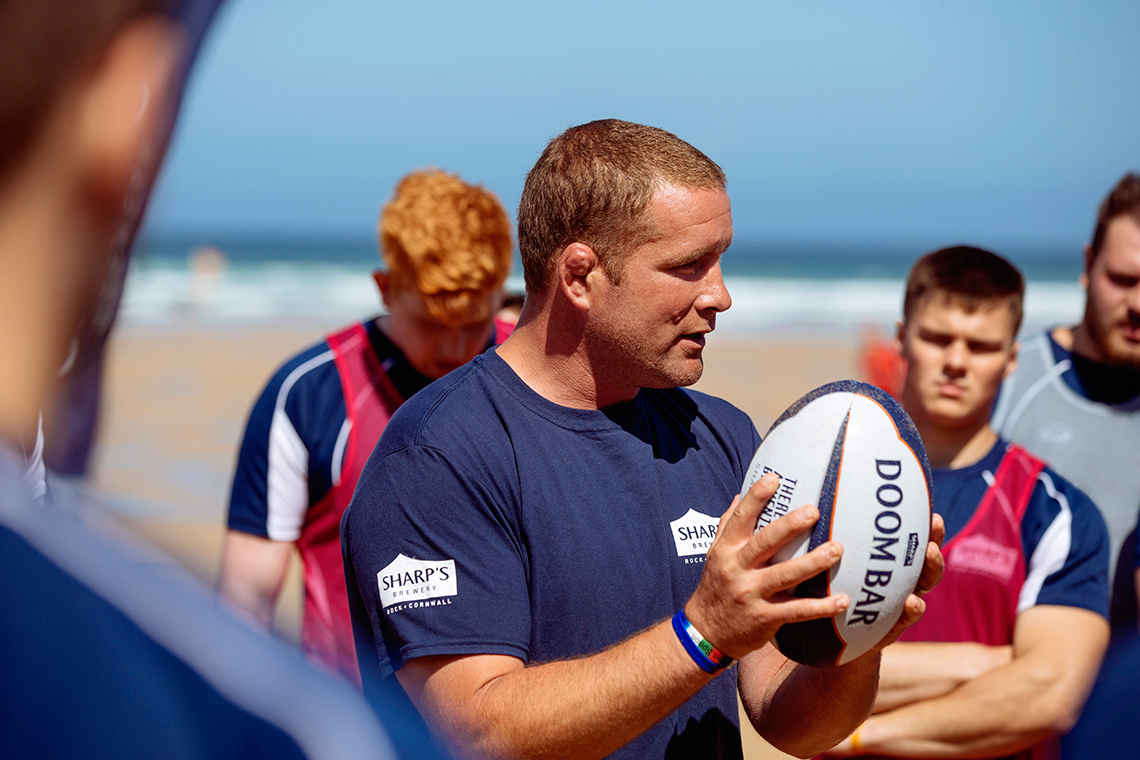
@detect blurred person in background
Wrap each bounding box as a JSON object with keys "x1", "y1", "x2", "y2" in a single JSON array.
[
  {"x1": 989, "y1": 173, "x2": 1140, "y2": 757},
  {"x1": 219, "y1": 169, "x2": 513, "y2": 684},
  {"x1": 825, "y1": 247, "x2": 1109, "y2": 758},
  {"x1": 0, "y1": 1, "x2": 444, "y2": 757},
  {"x1": 992, "y1": 173, "x2": 1140, "y2": 629}
]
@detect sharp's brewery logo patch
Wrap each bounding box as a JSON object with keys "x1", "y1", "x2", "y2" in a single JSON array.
[
  {"x1": 378, "y1": 554, "x2": 457, "y2": 612},
  {"x1": 670, "y1": 509, "x2": 719, "y2": 563}
]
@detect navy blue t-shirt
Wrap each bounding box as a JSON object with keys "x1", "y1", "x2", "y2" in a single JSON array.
[
  {"x1": 343, "y1": 349, "x2": 760, "y2": 759},
  {"x1": 931, "y1": 440, "x2": 1109, "y2": 616}
]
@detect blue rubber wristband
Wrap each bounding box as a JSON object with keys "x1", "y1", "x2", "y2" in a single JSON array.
[{"x1": 672, "y1": 609, "x2": 733, "y2": 674}]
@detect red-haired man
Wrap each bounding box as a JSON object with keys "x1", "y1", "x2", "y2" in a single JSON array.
[{"x1": 220, "y1": 169, "x2": 513, "y2": 684}]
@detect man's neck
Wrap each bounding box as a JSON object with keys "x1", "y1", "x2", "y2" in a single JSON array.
[
  {"x1": 915, "y1": 419, "x2": 998, "y2": 470},
  {"x1": 496, "y1": 296, "x2": 638, "y2": 411},
  {"x1": 1052, "y1": 325, "x2": 1075, "y2": 353}
]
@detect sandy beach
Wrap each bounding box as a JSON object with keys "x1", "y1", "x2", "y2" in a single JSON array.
[{"x1": 89, "y1": 319, "x2": 863, "y2": 760}]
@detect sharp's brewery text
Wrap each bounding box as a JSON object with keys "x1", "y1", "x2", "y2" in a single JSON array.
[
  {"x1": 381, "y1": 565, "x2": 451, "y2": 592},
  {"x1": 378, "y1": 554, "x2": 458, "y2": 609},
  {"x1": 676, "y1": 524, "x2": 716, "y2": 543}
]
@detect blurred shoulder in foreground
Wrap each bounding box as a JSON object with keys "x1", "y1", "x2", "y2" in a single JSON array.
[{"x1": 0, "y1": 0, "x2": 445, "y2": 757}]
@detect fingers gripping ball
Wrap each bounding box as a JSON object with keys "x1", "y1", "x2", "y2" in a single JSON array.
[{"x1": 741, "y1": 380, "x2": 932, "y2": 666}]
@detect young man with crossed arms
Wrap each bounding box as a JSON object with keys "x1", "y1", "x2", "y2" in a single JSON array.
[{"x1": 825, "y1": 247, "x2": 1110, "y2": 759}]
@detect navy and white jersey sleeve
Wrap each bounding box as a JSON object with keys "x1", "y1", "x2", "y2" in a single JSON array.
[
  {"x1": 1018, "y1": 467, "x2": 1110, "y2": 617},
  {"x1": 228, "y1": 341, "x2": 348, "y2": 541}
]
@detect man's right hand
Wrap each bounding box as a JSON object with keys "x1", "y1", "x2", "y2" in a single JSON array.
[{"x1": 684, "y1": 472, "x2": 849, "y2": 661}]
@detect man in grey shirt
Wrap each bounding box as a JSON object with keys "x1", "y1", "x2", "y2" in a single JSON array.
[{"x1": 991, "y1": 172, "x2": 1140, "y2": 624}]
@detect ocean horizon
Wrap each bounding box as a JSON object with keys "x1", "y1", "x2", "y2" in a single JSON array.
[{"x1": 123, "y1": 236, "x2": 1087, "y2": 336}]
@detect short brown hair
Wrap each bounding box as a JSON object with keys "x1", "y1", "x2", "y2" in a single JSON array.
[
  {"x1": 516, "y1": 119, "x2": 726, "y2": 292},
  {"x1": 1090, "y1": 173, "x2": 1140, "y2": 262},
  {"x1": 0, "y1": 0, "x2": 168, "y2": 183},
  {"x1": 903, "y1": 246, "x2": 1025, "y2": 335},
  {"x1": 379, "y1": 169, "x2": 512, "y2": 326}
]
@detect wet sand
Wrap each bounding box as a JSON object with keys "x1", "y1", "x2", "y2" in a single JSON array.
[{"x1": 90, "y1": 321, "x2": 861, "y2": 759}]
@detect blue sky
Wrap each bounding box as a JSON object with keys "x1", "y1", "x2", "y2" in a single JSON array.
[{"x1": 144, "y1": 0, "x2": 1140, "y2": 249}]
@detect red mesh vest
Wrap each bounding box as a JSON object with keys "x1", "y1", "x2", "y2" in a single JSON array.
[{"x1": 898, "y1": 443, "x2": 1053, "y2": 760}]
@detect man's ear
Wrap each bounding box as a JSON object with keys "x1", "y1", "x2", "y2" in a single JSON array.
[
  {"x1": 557, "y1": 242, "x2": 600, "y2": 312},
  {"x1": 1004, "y1": 341, "x2": 1020, "y2": 381},
  {"x1": 76, "y1": 17, "x2": 184, "y2": 220},
  {"x1": 373, "y1": 270, "x2": 393, "y2": 308},
  {"x1": 1080, "y1": 243, "x2": 1093, "y2": 289},
  {"x1": 893, "y1": 320, "x2": 906, "y2": 356}
]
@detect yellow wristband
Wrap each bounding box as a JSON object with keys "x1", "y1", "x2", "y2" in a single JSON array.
[{"x1": 850, "y1": 725, "x2": 864, "y2": 753}]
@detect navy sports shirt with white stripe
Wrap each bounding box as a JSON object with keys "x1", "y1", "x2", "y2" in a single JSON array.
[
  {"x1": 228, "y1": 319, "x2": 431, "y2": 541},
  {"x1": 932, "y1": 439, "x2": 1110, "y2": 616}
]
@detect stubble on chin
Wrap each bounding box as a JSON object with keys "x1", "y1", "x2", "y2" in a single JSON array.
[{"x1": 1087, "y1": 312, "x2": 1140, "y2": 370}]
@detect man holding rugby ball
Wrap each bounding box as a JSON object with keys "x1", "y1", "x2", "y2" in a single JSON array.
[
  {"x1": 824, "y1": 247, "x2": 1110, "y2": 758},
  {"x1": 342, "y1": 119, "x2": 943, "y2": 760}
]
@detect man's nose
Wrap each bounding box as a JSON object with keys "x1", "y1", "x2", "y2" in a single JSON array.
[
  {"x1": 944, "y1": 341, "x2": 968, "y2": 372},
  {"x1": 1125, "y1": 282, "x2": 1140, "y2": 316},
  {"x1": 697, "y1": 262, "x2": 731, "y2": 314}
]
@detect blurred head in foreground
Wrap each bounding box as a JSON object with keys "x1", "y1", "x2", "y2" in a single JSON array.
[
  {"x1": 375, "y1": 169, "x2": 512, "y2": 379},
  {"x1": 0, "y1": 0, "x2": 208, "y2": 444},
  {"x1": 897, "y1": 246, "x2": 1024, "y2": 434},
  {"x1": 0, "y1": 3, "x2": 448, "y2": 758}
]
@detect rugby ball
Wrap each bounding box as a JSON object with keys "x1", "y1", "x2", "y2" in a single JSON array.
[{"x1": 740, "y1": 380, "x2": 932, "y2": 667}]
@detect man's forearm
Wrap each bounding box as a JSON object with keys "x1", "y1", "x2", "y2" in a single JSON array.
[
  {"x1": 740, "y1": 645, "x2": 879, "y2": 757},
  {"x1": 849, "y1": 610, "x2": 1108, "y2": 758},
  {"x1": 400, "y1": 618, "x2": 718, "y2": 760},
  {"x1": 859, "y1": 662, "x2": 1068, "y2": 757},
  {"x1": 217, "y1": 531, "x2": 291, "y2": 629},
  {"x1": 393, "y1": 484, "x2": 936, "y2": 760},
  {"x1": 875, "y1": 642, "x2": 1012, "y2": 713}
]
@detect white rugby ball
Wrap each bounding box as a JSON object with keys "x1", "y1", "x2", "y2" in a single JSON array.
[{"x1": 740, "y1": 380, "x2": 932, "y2": 666}]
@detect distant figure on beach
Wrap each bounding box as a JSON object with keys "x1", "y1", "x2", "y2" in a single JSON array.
[
  {"x1": 342, "y1": 119, "x2": 944, "y2": 759},
  {"x1": 823, "y1": 247, "x2": 1109, "y2": 758},
  {"x1": 220, "y1": 169, "x2": 513, "y2": 684},
  {"x1": 990, "y1": 173, "x2": 1140, "y2": 627},
  {"x1": 188, "y1": 244, "x2": 228, "y2": 309},
  {"x1": 0, "y1": 0, "x2": 437, "y2": 757}
]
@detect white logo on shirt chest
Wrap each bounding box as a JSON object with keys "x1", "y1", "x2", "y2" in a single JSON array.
[
  {"x1": 1037, "y1": 422, "x2": 1073, "y2": 446},
  {"x1": 670, "y1": 509, "x2": 719, "y2": 560}
]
